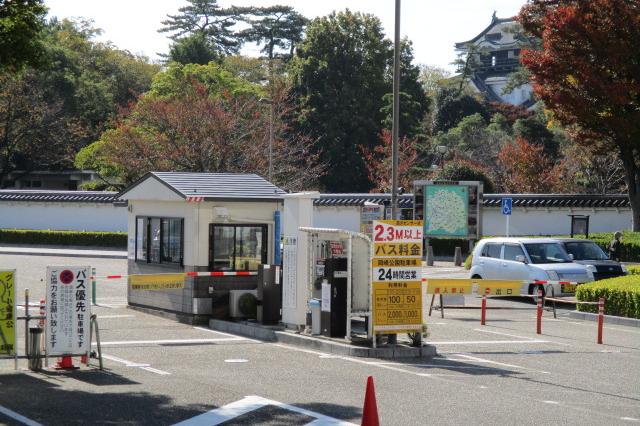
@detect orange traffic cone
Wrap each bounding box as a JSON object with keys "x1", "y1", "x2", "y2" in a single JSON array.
[
  {"x1": 361, "y1": 376, "x2": 380, "y2": 426},
  {"x1": 54, "y1": 356, "x2": 78, "y2": 370}
]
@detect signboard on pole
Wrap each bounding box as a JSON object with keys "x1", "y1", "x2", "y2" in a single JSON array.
[
  {"x1": 46, "y1": 266, "x2": 91, "y2": 356},
  {"x1": 360, "y1": 204, "x2": 383, "y2": 235},
  {"x1": 501, "y1": 198, "x2": 513, "y2": 215},
  {"x1": 0, "y1": 270, "x2": 16, "y2": 356},
  {"x1": 371, "y1": 220, "x2": 423, "y2": 334}
]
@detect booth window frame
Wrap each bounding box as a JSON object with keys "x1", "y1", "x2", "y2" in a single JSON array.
[
  {"x1": 209, "y1": 224, "x2": 267, "y2": 272},
  {"x1": 135, "y1": 216, "x2": 184, "y2": 266}
]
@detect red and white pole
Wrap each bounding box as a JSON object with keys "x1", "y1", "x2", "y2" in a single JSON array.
[
  {"x1": 481, "y1": 288, "x2": 489, "y2": 325},
  {"x1": 39, "y1": 299, "x2": 45, "y2": 328},
  {"x1": 536, "y1": 288, "x2": 543, "y2": 335},
  {"x1": 597, "y1": 297, "x2": 605, "y2": 344}
]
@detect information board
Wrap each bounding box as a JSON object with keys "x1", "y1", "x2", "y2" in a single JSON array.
[
  {"x1": 282, "y1": 236, "x2": 298, "y2": 309},
  {"x1": 426, "y1": 278, "x2": 522, "y2": 296},
  {"x1": 371, "y1": 220, "x2": 423, "y2": 334},
  {"x1": 129, "y1": 274, "x2": 184, "y2": 291},
  {"x1": 0, "y1": 270, "x2": 16, "y2": 356},
  {"x1": 46, "y1": 266, "x2": 91, "y2": 356}
]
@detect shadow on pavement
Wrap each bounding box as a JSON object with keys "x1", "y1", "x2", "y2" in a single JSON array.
[
  {"x1": 291, "y1": 402, "x2": 361, "y2": 422},
  {"x1": 0, "y1": 372, "x2": 214, "y2": 425}
]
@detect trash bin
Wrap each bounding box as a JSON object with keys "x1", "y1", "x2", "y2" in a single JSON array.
[
  {"x1": 308, "y1": 299, "x2": 321, "y2": 335},
  {"x1": 28, "y1": 327, "x2": 43, "y2": 371}
]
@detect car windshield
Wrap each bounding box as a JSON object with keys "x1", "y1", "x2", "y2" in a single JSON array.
[
  {"x1": 563, "y1": 241, "x2": 608, "y2": 260},
  {"x1": 523, "y1": 243, "x2": 572, "y2": 264}
]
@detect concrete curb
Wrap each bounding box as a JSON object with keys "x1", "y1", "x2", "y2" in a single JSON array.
[
  {"x1": 568, "y1": 310, "x2": 640, "y2": 328},
  {"x1": 209, "y1": 319, "x2": 437, "y2": 359},
  {"x1": 0, "y1": 248, "x2": 127, "y2": 259}
]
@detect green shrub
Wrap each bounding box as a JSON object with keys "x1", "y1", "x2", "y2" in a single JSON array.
[
  {"x1": 627, "y1": 265, "x2": 640, "y2": 275},
  {"x1": 464, "y1": 254, "x2": 473, "y2": 270},
  {"x1": 575, "y1": 275, "x2": 640, "y2": 319},
  {"x1": 0, "y1": 229, "x2": 126, "y2": 247}
]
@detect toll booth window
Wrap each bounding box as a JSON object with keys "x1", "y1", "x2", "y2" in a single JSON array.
[
  {"x1": 210, "y1": 224, "x2": 267, "y2": 271},
  {"x1": 136, "y1": 217, "x2": 184, "y2": 265}
]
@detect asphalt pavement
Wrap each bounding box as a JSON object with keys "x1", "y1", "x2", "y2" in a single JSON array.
[{"x1": 1, "y1": 254, "x2": 639, "y2": 426}]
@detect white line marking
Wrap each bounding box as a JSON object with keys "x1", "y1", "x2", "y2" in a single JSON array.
[
  {"x1": 173, "y1": 395, "x2": 357, "y2": 425},
  {"x1": 474, "y1": 329, "x2": 539, "y2": 340},
  {"x1": 371, "y1": 362, "x2": 503, "y2": 370},
  {"x1": 548, "y1": 318, "x2": 640, "y2": 334},
  {"x1": 102, "y1": 354, "x2": 170, "y2": 375},
  {"x1": 544, "y1": 400, "x2": 560, "y2": 405},
  {"x1": 192, "y1": 327, "x2": 263, "y2": 343},
  {"x1": 621, "y1": 417, "x2": 640, "y2": 422},
  {"x1": 98, "y1": 315, "x2": 135, "y2": 319},
  {"x1": 95, "y1": 337, "x2": 246, "y2": 346},
  {"x1": 0, "y1": 405, "x2": 44, "y2": 426},
  {"x1": 427, "y1": 340, "x2": 549, "y2": 345},
  {"x1": 446, "y1": 353, "x2": 551, "y2": 374}
]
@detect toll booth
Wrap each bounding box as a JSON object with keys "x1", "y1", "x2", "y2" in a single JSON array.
[{"x1": 118, "y1": 172, "x2": 285, "y2": 323}]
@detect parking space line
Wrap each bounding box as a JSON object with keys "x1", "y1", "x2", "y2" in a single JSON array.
[
  {"x1": 427, "y1": 339, "x2": 549, "y2": 345},
  {"x1": 96, "y1": 338, "x2": 248, "y2": 346},
  {"x1": 102, "y1": 354, "x2": 170, "y2": 375},
  {"x1": 445, "y1": 353, "x2": 551, "y2": 374},
  {"x1": 0, "y1": 404, "x2": 43, "y2": 426},
  {"x1": 99, "y1": 315, "x2": 135, "y2": 319},
  {"x1": 192, "y1": 327, "x2": 262, "y2": 343},
  {"x1": 473, "y1": 328, "x2": 539, "y2": 340}
]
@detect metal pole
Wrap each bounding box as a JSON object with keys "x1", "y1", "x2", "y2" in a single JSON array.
[
  {"x1": 390, "y1": 0, "x2": 401, "y2": 220},
  {"x1": 24, "y1": 289, "x2": 29, "y2": 365},
  {"x1": 269, "y1": 101, "x2": 274, "y2": 182},
  {"x1": 91, "y1": 267, "x2": 97, "y2": 305},
  {"x1": 506, "y1": 214, "x2": 510, "y2": 237}
]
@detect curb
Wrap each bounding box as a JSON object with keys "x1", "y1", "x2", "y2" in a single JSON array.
[
  {"x1": 0, "y1": 249, "x2": 127, "y2": 259},
  {"x1": 209, "y1": 319, "x2": 437, "y2": 359},
  {"x1": 568, "y1": 310, "x2": 640, "y2": 328}
]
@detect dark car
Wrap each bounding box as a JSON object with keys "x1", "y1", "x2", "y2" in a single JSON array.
[{"x1": 554, "y1": 238, "x2": 628, "y2": 280}]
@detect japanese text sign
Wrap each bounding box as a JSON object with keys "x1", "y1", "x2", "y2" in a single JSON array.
[
  {"x1": 129, "y1": 274, "x2": 184, "y2": 291},
  {"x1": 372, "y1": 281, "x2": 422, "y2": 333},
  {"x1": 46, "y1": 266, "x2": 91, "y2": 356},
  {"x1": 0, "y1": 270, "x2": 16, "y2": 356}
]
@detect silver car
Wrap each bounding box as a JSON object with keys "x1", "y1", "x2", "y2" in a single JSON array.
[{"x1": 469, "y1": 238, "x2": 594, "y2": 297}]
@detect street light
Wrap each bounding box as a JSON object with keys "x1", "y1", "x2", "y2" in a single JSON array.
[{"x1": 259, "y1": 98, "x2": 274, "y2": 182}]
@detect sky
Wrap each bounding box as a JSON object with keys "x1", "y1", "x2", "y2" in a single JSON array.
[{"x1": 44, "y1": 0, "x2": 525, "y2": 72}]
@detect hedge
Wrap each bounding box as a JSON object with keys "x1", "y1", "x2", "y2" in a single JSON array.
[
  {"x1": 575, "y1": 275, "x2": 640, "y2": 319},
  {"x1": 576, "y1": 232, "x2": 640, "y2": 263},
  {"x1": 0, "y1": 229, "x2": 127, "y2": 248},
  {"x1": 627, "y1": 265, "x2": 640, "y2": 275}
]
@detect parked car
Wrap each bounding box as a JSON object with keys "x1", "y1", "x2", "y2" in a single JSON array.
[
  {"x1": 469, "y1": 237, "x2": 595, "y2": 297},
  {"x1": 553, "y1": 238, "x2": 628, "y2": 280}
]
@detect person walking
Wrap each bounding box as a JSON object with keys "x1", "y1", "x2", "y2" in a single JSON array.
[{"x1": 608, "y1": 231, "x2": 622, "y2": 261}]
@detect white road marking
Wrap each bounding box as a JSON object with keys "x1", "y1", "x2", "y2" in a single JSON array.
[
  {"x1": 173, "y1": 395, "x2": 357, "y2": 425},
  {"x1": 427, "y1": 340, "x2": 549, "y2": 345},
  {"x1": 544, "y1": 400, "x2": 560, "y2": 405},
  {"x1": 102, "y1": 354, "x2": 170, "y2": 375},
  {"x1": 372, "y1": 362, "x2": 503, "y2": 370},
  {"x1": 621, "y1": 417, "x2": 640, "y2": 422},
  {"x1": 192, "y1": 326, "x2": 262, "y2": 343},
  {"x1": 95, "y1": 337, "x2": 247, "y2": 346},
  {"x1": 473, "y1": 328, "x2": 571, "y2": 346},
  {"x1": 547, "y1": 318, "x2": 640, "y2": 334},
  {"x1": 445, "y1": 353, "x2": 551, "y2": 374},
  {"x1": 98, "y1": 315, "x2": 135, "y2": 319},
  {"x1": 0, "y1": 405, "x2": 43, "y2": 426},
  {"x1": 224, "y1": 359, "x2": 249, "y2": 363}
]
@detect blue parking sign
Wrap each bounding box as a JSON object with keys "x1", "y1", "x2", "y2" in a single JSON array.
[{"x1": 502, "y1": 198, "x2": 513, "y2": 216}]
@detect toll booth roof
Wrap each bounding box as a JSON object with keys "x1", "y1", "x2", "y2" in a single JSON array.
[{"x1": 118, "y1": 172, "x2": 286, "y2": 201}]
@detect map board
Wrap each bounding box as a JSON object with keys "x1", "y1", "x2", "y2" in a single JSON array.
[
  {"x1": 424, "y1": 185, "x2": 468, "y2": 237},
  {"x1": 0, "y1": 270, "x2": 16, "y2": 356}
]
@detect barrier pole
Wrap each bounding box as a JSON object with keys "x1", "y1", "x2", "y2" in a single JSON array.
[
  {"x1": 597, "y1": 297, "x2": 605, "y2": 344},
  {"x1": 24, "y1": 289, "x2": 29, "y2": 364},
  {"x1": 536, "y1": 288, "x2": 543, "y2": 335},
  {"x1": 91, "y1": 267, "x2": 97, "y2": 305},
  {"x1": 481, "y1": 290, "x2": 488, "y2": 326}
]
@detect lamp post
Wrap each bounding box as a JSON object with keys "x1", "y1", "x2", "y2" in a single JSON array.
[
  {"x1": 390, "y1": 0, "x2": 401, "y2": 221},
  {"x1": 259, "y1": 98, "x2": 274, "y2": 182}
]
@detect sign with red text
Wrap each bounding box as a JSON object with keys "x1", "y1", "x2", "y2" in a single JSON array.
[{"x1": 46, "y1": 266, "x2": 91, "y2": 356}]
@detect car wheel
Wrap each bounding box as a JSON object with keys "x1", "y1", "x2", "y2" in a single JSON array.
[{"x1": 529, "y1": 284, "x2": 546, "y2": 304}]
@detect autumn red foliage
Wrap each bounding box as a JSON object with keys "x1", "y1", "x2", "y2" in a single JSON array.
[
  {"x1": 518, "y1": 0, "x2": 640, "y2": 228},
  {"x1": 497, "y1": 137, "x2": 564, "y2": 193}
]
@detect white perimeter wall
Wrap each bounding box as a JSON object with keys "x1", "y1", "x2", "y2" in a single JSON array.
[
  {"x1": 483, "y1": 207, "x2": 632, "y2": 236},
  {"x1": 312, "y1": 205, "x2": 633, "y2": 236},
  {"x1": 0, "y1": 202, "x2": 128, "y2": 232}
]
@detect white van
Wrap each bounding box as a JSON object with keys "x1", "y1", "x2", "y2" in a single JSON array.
[{"x1": 469, "y1": 238, "x2": 594, "y2": 297}]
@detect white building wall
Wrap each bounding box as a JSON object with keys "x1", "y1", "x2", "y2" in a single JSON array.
[
  {"x1": 482, "y1": 207, "x2": 632, "y2": 236},
  {"x1": 0, "y1": 202, "x2": 127, "y2": 232}
]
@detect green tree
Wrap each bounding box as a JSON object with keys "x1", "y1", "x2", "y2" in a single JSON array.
[
  {"x1": 0, "y1": 0, "x2": 47, "y2": 71},
  {"x1": 166, "y1": 33, "x2": 219, "y2": 65},
  {"x1": 512, "y1": 115, "x2": 559, "y2": 159},
  {"x1": 432, "y1": 87, "x2": 489, "y2": 134},
  {"x1": 291, "y1": 10, "x2": 391, "y2": 192},
  {"x1": 435, "y1": 159, "x2": 496, "y2": 193},
  {"x1": 238, "y1": 5, "x2": 307, "y2": 60},
  {"x1": 160, "y1": 0, "x2": 247, "y2": 57}
]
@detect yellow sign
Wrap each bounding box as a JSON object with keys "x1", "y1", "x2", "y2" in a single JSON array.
[
  {"x1": 373, "y1": 281, "x2": 422, "y2": 333},
  {"x1": 373, "y1": 242, "x2": 423, "y2": 258},
  {"x1": 425, "y1": 279, "x2": 473, "y2": 295},
  {"x1": 130, "y1": 274, "x2": 184, "y2": 291},
  {"x1": 425, "y1": 278, "x2": 522, "y2": 296},
  {"x1": 0, "y1": 270, "x2": 16, "y2": 356},
  {"x1": 372, "y1": 258, "x2": 421, "y2": 268}
]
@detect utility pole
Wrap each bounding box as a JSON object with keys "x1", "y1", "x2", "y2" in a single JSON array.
[{"x1": 390, "y1": 0, "x2": 401, "y2": 221}]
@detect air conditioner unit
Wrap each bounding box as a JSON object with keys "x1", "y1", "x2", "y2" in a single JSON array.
[{"x1": 229, "y1": 289, "x2": 258, "y2": 318}]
